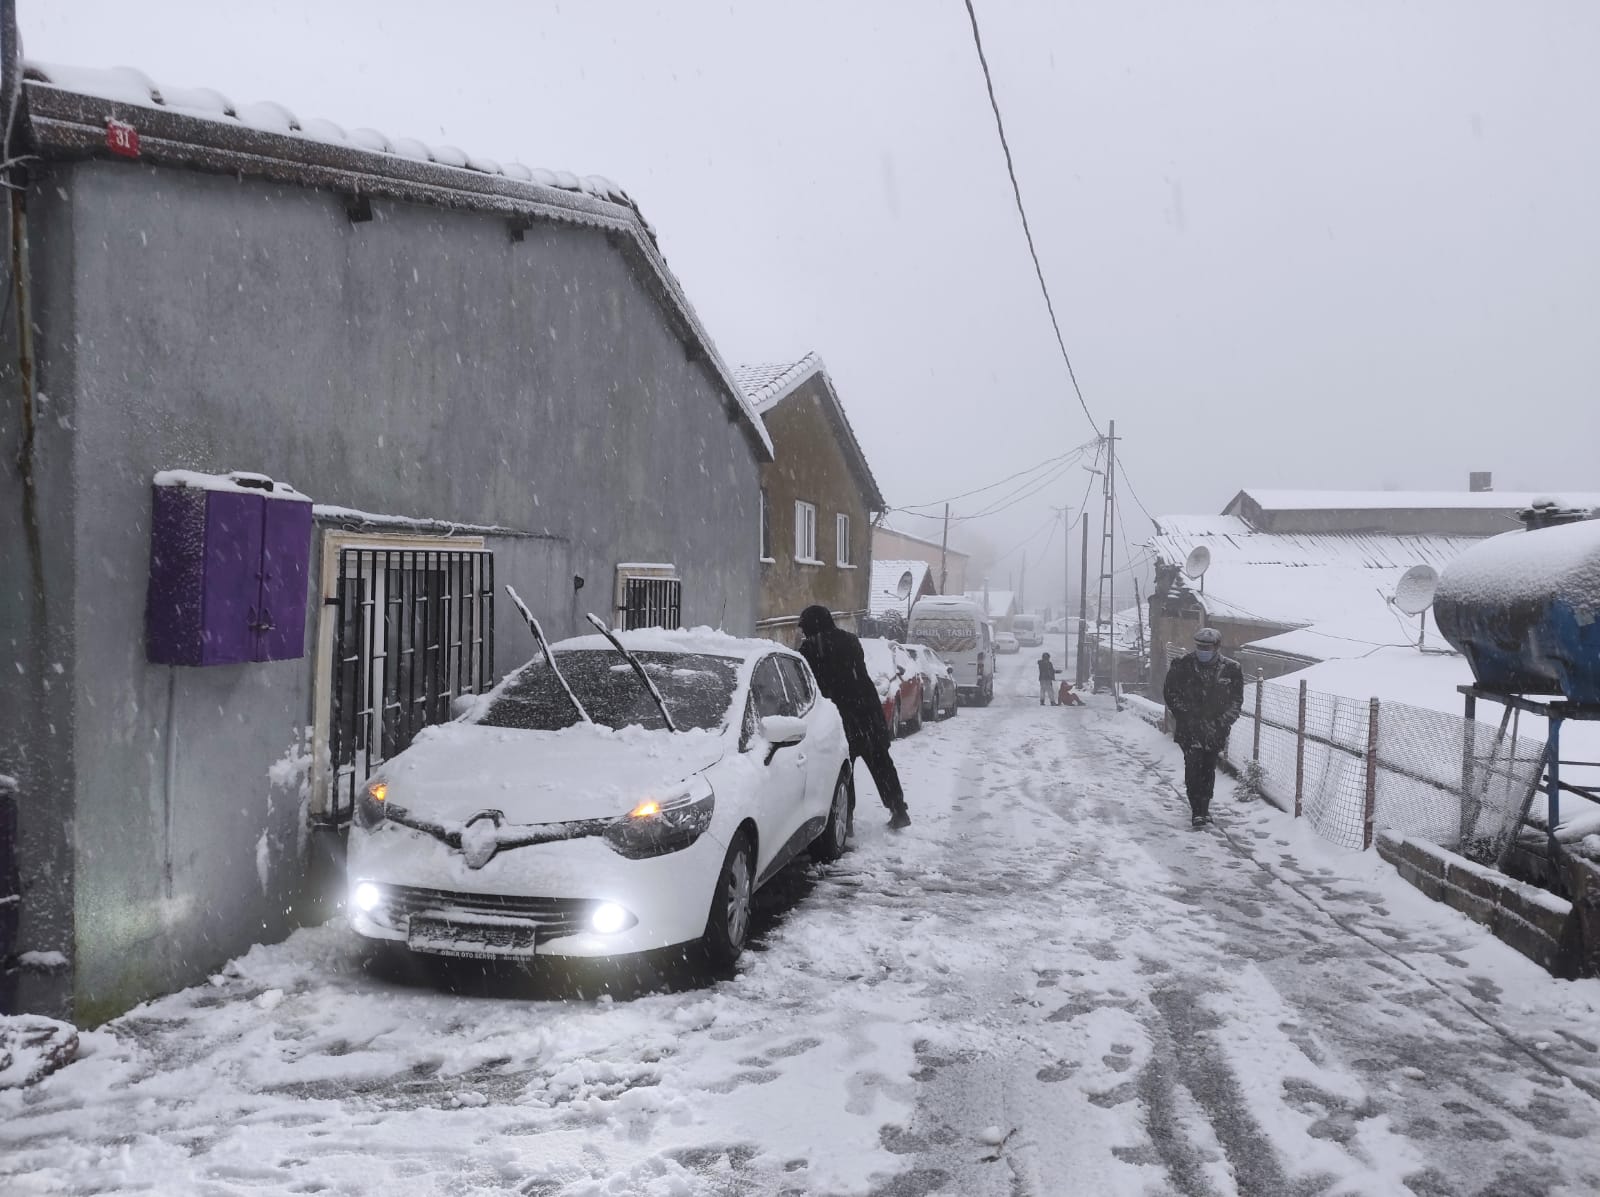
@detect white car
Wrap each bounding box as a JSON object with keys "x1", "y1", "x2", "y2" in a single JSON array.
[
  {"x1": 994, "y1": 631, "x2": 1021, "y2": 654},
  {"x1": 347, "y1": 628, "x2": 852, "y2": 968}
]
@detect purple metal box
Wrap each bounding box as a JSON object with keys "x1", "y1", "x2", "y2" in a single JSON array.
[{"x1": 145, "y1": 472, "x2": 314, "y2": 666}]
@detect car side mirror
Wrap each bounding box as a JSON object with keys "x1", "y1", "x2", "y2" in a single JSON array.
[
  {"x1": 761, "y1": 715, "x2": 807, "y2": 747},
  {"x1": 760, "y1": 715, "x2": 807, "y2": 764}
]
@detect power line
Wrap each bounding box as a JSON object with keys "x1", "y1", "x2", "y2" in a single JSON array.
[
  {"x1": 992, "y1": 508, "x2": 1062, "y2": 568},
  {"x1": 962, "y1": 0, "x2": 1101, "y2": 439},
  {"x1": 1118, "y1": 457, "x2": 1157, "y2": 524},
  {"x1": 895, "y1": 440, "x2": 1095, "y2": 512}
]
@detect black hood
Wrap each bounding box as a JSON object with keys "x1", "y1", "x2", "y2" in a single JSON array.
[{"x1": 799, "y1": 605, "x2": 836, "y2": 636}]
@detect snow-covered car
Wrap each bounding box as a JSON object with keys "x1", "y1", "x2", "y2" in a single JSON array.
[
  {"x1": 860, "y1": 637, "x2": 923, "y2": 737},
  {"x1": 347, "y1": 628, "x2": 853, "y2": 968},
  {"x1": 902, "y1": 644, "x2": 957, "y2": 721},
  {"x1": 994, "y1": 631, "x2": 1021, "y2": 654}
]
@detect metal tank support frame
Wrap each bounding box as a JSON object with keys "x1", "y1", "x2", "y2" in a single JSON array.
[{"x1": 1460, "y1": 684, "x2": 1600, "y2": 876}]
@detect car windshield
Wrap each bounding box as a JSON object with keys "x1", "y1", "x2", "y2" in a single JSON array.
[{"x1": 478, "y1": 650, "x2": 742, "y2": 733}]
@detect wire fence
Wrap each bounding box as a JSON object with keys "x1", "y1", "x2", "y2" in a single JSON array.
[{"x1": 1228, "y1": 676, "x2": 1546, "y2": 862}]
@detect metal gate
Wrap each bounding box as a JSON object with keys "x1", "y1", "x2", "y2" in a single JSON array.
[
  {"x1": 621, "y1": 575, "x2": 681, "y2": 630},
  {"x1": 327, "y1": 548, "x2": 494, "y2": 825}
]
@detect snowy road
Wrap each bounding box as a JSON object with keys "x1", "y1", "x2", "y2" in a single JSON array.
[{"x1": 6, "y1": 641, "x2": 1600, "y2": 1196}]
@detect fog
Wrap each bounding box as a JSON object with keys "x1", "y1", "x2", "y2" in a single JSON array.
[{"x1": 28, "y1": 0, "x2": 1600, "y2": 609}]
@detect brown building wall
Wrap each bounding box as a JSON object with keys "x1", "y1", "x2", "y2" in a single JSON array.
[
  {"x1": 872, "y1": 527, "x2": 969, "y2": 594},
  {"x1": 1148, "y1": 597, "x2": 1293, "y2": 694},
  {"x1": 757, "y1": 377, "x2": 876, "y2": 646}
]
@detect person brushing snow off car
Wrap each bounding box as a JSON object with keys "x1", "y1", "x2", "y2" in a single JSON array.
[
  {"x1": 1161, "y1": 627, "x2": 1244, "y2": 827},
  {"x1": 798, "y1": 605, "x2": 911, "y2": 830}
]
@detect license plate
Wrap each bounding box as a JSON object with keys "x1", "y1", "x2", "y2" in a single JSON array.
[{"x1": 407, "y1": 914, "x2": 540, "y2": 958}]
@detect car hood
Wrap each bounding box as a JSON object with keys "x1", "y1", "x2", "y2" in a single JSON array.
[{"x1": 378, "y1": 722, "x2": 728, "y2": 824}]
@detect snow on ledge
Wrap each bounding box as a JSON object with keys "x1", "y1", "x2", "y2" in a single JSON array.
[{"x1": 153, "y1": 470, "x2": 311, "y2": 501}]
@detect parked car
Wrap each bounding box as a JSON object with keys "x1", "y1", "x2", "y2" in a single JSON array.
[
  {"x1": 1012, "y1": 614, "x2": 1044, "y2": 646},
  {"x1": 903, "y1": 644, "x2": 957, "y2": 721},
  {"x1": 994, "y1": 631, "x2": 1020, "y2": 654},
  {"x1": 908, "y1": 595, "x2": 994, "y2": 706},
  {"x1": 347, "y1": 628, "x2": 852, "y2": 969},
  {"x1": 860, "y1": 637, "x2": 924, "y2": 737}
]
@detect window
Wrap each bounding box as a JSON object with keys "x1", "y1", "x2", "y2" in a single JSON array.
[
  {"x1": 618, "y1": 569, "x2": 682, "y2": 630},
  {"x1": 776, "y1": 655, "x2": 816, "y2": 713},
  {"x1": 760, "y1": 488, "x2": 772, "y2": 561},
  {"x1": 323, "y1": 544, "x2": 494, "y2": 825},
  {"x1": 794, "y1": 500, "x2": 818, "y2": 562},
  {"x1": 835, "y1": 513, "x2": 852, "y2": 567}
]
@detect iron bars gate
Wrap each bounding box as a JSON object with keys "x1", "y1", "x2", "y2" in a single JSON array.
[
  {"x1": 620, "y1": 575, "x2": 681, "y2": 631},
  {"x1": 328, "y1": 548, "x2": 494, "y2": 826}
]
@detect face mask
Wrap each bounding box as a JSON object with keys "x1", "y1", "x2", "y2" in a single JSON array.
[{"x1": 1196, "y1": 650, "x2": 1216, "y2": 664}]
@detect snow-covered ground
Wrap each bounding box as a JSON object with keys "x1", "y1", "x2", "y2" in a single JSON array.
[{"x1": 6, "y1": 636, "x2": 1600, "y2": 1195}]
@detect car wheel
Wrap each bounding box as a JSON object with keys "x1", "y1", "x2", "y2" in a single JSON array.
[
  {"x1": 702, "y1": 831, "x2": 755, "y2": 967},
  {"x1": 811, "y1": 767, "x2": 853, "y2": 863},
  {"x1": 944, "y1": 689, "x2": 958, "y2": 718},
  {"x1": 908, "y1": 702, "x2": 922, "y2": 734}
]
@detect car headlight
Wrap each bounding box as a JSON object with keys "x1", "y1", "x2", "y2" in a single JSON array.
[
  {"x1": 355, "y1": 777, "x2": 390, "y2": 830},
  {"x1": 603, "y1": 780, "x2": 715, "y2": 859}
]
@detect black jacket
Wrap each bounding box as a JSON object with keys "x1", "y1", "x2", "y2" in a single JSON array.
[
  {"x1": 1037, "y1": 656, "x2": 1058, "y2": 682},
  {"x1": 799, "y1": 620, "x2": 890, "y2": 755},
  {"x1": 1162, "y1": 652, "x2": 1244, "y2": 750}
]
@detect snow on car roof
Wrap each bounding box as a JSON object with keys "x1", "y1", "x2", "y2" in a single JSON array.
[{"x1": 550, "y1": 626, "x2": 796, "y2": 661}]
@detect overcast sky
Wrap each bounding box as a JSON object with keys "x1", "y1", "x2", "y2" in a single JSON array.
[{"x1": 25, "y1": 1, "x2": 1600, "y2": 606}]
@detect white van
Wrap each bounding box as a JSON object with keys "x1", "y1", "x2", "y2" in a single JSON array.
[
  {"x1": 1012, "y1": 613, "x2": 1043, "y2": 647},
  {"x1": 908, "y1": 596, "x2": 994, "y2": 706}
]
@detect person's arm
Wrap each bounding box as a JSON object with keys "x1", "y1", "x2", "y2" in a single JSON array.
[
  {"x1": 1223, "y1": 663, "x2": 1245, "y2": 724},
  {"x1": 1162, "y1": 663, "x2": 1182, "y2": 712}
]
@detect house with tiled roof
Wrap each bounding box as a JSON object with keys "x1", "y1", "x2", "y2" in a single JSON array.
[
  {"x1": 735, "y1": 354, "x2": 886, "y2": 643},
  {"x1": 0, "y1": 59, "x2": 771, "y2": 1024}
]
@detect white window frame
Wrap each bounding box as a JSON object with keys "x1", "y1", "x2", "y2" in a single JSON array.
[
  {"x1": 835, "y1": 512, "x2": 853, "y2": 567},
  {"x1": 794, "y1": 500, "x2": 819, "y2": 564},
  {"x1": 309, "y1": 530, "x2": 486, "y2": 818}
]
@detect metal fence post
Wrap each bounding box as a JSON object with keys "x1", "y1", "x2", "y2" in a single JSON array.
[
  {"x1": 1252, "y1": 670, "x2": 1264, "y2": 762},
  {"x1": 1364, "y1": 696, "x2": 1380, "y2": 849},
  {"x1": 1295, "y1": 680, "x2": 1307, "y2": 818}
]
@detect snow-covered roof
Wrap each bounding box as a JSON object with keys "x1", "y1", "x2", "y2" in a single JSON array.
[
  {"x1": 873, "y1": 521, "x2": 970, "y2": 559},
  {"x1": 1150, "y1": 515, "x2": 1478, "y2": 658},
  {"x1": 736, "y1": 352, "x2": 885, "y2": 510},
  {"x1": 1235, "y1": 488, "x2": 1600, "y2": 512},
  {"x1": 22, "y1": 61, "x2": 773, "y2": 460},
  {"x1": 868, "y1": 560, "x2": 932, "y2": 617}
]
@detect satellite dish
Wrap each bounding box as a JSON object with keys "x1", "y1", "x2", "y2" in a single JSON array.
[
  {"x1": 1182, "y1": 546, "x2": 1211, "y2": 580},
  {"x1": 895, "y1": 570, "x2": 915, "y2": 601},
  {"x1": 1393, "y1": 565, "x2": 1439, "y2": 616}
]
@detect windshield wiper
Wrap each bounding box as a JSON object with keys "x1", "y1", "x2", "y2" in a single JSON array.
[
  {"x1": 584, "y1": 612, "x2": 680, "y2": 732},
  {"x1": 504, "y1": 584, "x2": 592, "y2": 725}
]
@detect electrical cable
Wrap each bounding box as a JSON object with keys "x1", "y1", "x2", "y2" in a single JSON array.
[
  {"x1": 897, "y1": 439, "x2": 1097, "y2": 512},
  {"x1": 961, "y1": 0, "x2": 1101, "y2": 439}
]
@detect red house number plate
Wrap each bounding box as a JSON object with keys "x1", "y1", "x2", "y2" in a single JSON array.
[{"x1": 105, "y1": 120, "x2": 140, "y2": 158}]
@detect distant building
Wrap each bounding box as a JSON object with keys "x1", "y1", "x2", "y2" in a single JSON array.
[
  {"x1": 1147, "y1": 482, "x2": 1600, "y2": 692},
  {"x1": 872, "y1": 524, "x2": 970, "y2": 595},
  {"x1": 964, "y1": 589, "x2": 1018, "y2": 629},
  {"x1": 738, "y1": 354, "x2": 886, "y2": 644},
  {"x1": 867, "y1": 559, "x2": 937, "y2": 636}
]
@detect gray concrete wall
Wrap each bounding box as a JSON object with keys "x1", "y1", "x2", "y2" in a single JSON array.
[
  {"x1": 0, "y1": 173, "x2": 81, "y2": 1018},
  {"x1": 32, "y1": 159, "x2": 759, "y2": 1023}
]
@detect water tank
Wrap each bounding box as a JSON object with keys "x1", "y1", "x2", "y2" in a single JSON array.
[{"x1": 1433, "y1": 518, "x2": 1600, "y2": 703}]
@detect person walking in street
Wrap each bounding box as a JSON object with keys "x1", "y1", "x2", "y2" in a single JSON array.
[
  {"x1": 797, "y1": 605, "x2": 911, "y2": 829},
  {"x1": 1161, "y1": 627, "x2": 1244, "y2": 827},
  {"x1": 1037, "y1": 652, "x2": 1059, "y2": 705}
]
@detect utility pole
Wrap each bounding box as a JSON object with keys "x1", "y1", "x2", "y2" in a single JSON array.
[
  {"x1": 1017, "y1": 555, "x2": 1026, "y2": 613},
  {"x1": 1052, "y1": 506, "x2": 1070, "y2": 642},
  {"x1": 1093, "y1": 421, "x2": 1121, "y2": 704},
  {"x1": 938, "y1": 503, "x2": 950, "y2": 594},
  {"x1": 1076, "y1": 503, "x2": 1091, "y2": 684}
]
